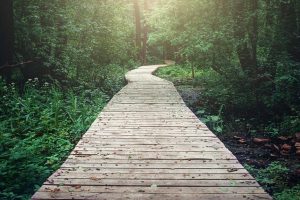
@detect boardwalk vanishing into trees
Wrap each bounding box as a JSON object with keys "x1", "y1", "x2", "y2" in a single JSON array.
[{"x1": 32, "y1": 65, "x2": 272, "y2": 200}]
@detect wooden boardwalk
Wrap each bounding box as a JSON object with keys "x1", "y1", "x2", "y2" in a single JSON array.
[{"x1": 32, "y1": 65, "x2": 271, "y2": 200}]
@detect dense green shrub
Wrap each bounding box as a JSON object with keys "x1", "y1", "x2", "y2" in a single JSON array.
[
  {"x1": 244, "y1": 162, "x2": 300, "y2": 199},
  {"x1": 245, "y1": 162, "x2": 289, "y2": 193},
  {"x1": 0, "y1": 79, "x2": 109, "y2": 200},
  {"x1": 157, "y1": 65, "x2": 300, "y2": 136},
  {"x1": 274, "y1": 185, "x2": 300, "y2": 200}
]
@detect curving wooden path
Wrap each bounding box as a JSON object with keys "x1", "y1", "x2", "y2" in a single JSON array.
[{"x1": 32, "y1": 65, "x2": 272, "y2": 200}]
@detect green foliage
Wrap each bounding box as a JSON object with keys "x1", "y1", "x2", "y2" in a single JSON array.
[
  {"x1": 155, "y1": 65, "x2": 201, "y2": 84},
  {"x1": 150, "y1": 0, "x2": 300, "y2": 136},
  {"x1": 0, "y1": 79, "x2": 109, "y2": 200},
  {"x1": 246, "y1": 163, "x2": 300, "y2": 199},
  {"x1": 245, "y1": 162, "x2": 289, "y2": 193},
  {"x1": 196, "y1": 106, "x2": 224, "y2": 134},
  {"x1": 274, "y1": 185, "x2": 300, "y2": 200},
  {"x1": 13, "y1": 0, "x2": 136, "y2": 85}
]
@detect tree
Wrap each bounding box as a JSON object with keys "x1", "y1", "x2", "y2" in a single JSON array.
[
  {"x1": 134, "y1": 0, "x2": 142, "y2": 62},
  {"x1": 141, "y1": 0, "x2": 149, "y2": 65},
  {"x1": 280, "y1": 0, "x2": 300, "y2": 61},
  {"x1": 233, "y1": 0, "x2": 258, "y2": 79},
  {"x1": 0, "y1": 0, "x2": 14, "y2": 82}
]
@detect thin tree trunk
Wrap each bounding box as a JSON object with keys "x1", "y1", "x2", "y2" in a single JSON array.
[
  {"x1": 233, "y1": 0, "x2": 257, "y2": 77},
  {"x1": 133, "y1": 0, "x2": 142, "y2": 62},
  {"x1": 0, "y1": 0, "x2": 14, "y2": 82},
  {"x1": 142, "y1": 0, "x2": 149, "y2": 65},
  {"x1": 191, "y1": 64, "x2": 195, "y2": 79},
  {"x1": 280, "y1": 0, "x2": 299, "y2": 61},
  {"x1": 56, "y1": 0, "x2": 68, "y2": 60}
]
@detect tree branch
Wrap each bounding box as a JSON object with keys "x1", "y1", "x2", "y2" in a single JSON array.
[{"x1": 0, "y1": 61, "x2": 34, "y2": 70}]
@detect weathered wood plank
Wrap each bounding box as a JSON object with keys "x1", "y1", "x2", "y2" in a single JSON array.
[
  {"x1": 61, "y1": 163, "x2": 244, "y2": 169},
  {"x1": 37, "y1": 186, "x2": 266, "y2": 194},
  {"x1": 32, "y1": 192, "x2": 271, "y2": 200},
  {"x1": 44, "y1": 179, "x2": 259, "y2": 187},
  {"x1": 63, "y1": 158, "x2": 240, "y2": 164},
  {"x1": 49, "y1": 172, "x2": 255, "y2": 180}
]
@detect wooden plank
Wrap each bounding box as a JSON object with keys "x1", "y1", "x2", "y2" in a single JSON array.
[
  {"x1": 37, "y1": 185, "x2": 267, "y2": 194},
  {"x1": 61, "y1": 163, "x2": 244, "y2": 169},
  {"x1": 63, "y1": 158, "x2": 239, "y2": 164},
  {"x1": 32, "y1": 192, "x2": 272, "y2": 200},
  {"x1": 44, "y1": 179, "x2": 259, "y2": 187},
  {"x1": 57, "y1": 168, "x2": 249, "y2": 174},
  {"x1": 72, "y1": 147, "x2": 228, "y2": 152},
  {"x1": 49, "y1": 172, "x2": 254, "y2": 180},
  {"x1": 69, "y1": 153, "x2": 236, "y2": 161}
]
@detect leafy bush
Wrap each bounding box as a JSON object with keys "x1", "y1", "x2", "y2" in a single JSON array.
[
  {"x1": 156, "y1": 65, "x2": 300, "y2": 136},
  {"x1": 0, "y1": 78, "x2": 109, "y2": 200},
  {"x1": 245, "y1": 162, "x2": 289, "y2": 193},
  {"x1": 155, "y1": 65, "x2": 203, "y2": 85},
  {"x1": 196, "y1": 106, "x2": 224, "y2": 134},
  {"x1": 274, "y1": 185, "x2": 300, "y2": 200}
]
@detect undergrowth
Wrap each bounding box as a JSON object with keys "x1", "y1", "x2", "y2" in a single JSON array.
[
  {"x1": 0, "y1": 78, "x2": 110, "y2": 200},
  {"x1": 157, "y1": 65, "x2": 300, "y2": 137}
]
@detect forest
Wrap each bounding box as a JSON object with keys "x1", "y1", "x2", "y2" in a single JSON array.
[{"x1": 0, "y1": 0, "x2": 299, "y2": 199}]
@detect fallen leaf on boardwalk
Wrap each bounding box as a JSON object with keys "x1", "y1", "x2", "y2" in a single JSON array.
[
  {"x1": 227, "y1": 168, "x2": 238, "y2": 172},
  {"x1": 46, "y1": 179, "x2": 54, "y2": 184},
  {"x1": 150, "y1": 184, "x2": 157, "y2": 189},
  {"x1": 52, "y1": 188, "x2": 60, "y2": 193},
  {"x1": 196, "y1": 124, "x2": 203, "y2": 129},
  {"x1": 138, "y1": 189, "x2": 145, "y2": 193},
  {"x1": 89, "y1": 177, "x2": 100, "y2": 181},
  {"x1": 73, "y1": 185, "x2": 81, "y2": 189}
]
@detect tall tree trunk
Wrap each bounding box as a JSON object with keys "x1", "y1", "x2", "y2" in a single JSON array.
[
  {"x1": 56, "y1": 0, "x2": 68, "y2": 61},
  {"x1": 233, "y1": 0, "x2": 257, "y2": 78},
  {"x1": 0, "y1": 0, "x2": 14, "y2": 82},
  {"x1": 233, "y1": 0, "x2": 260, "y2": 111},
  {"x1": 280, "y1": 0, "x2": 300, "y2": 61},
  {"x1": 250, "y1": 0, "x2": 258, "y2": 70},
  {"x1": 142, "y1": 0, "x2": 148, "y2": 65},
  {"x1": 133, "y1": 0, "x2": 142, "y2": 62}
]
